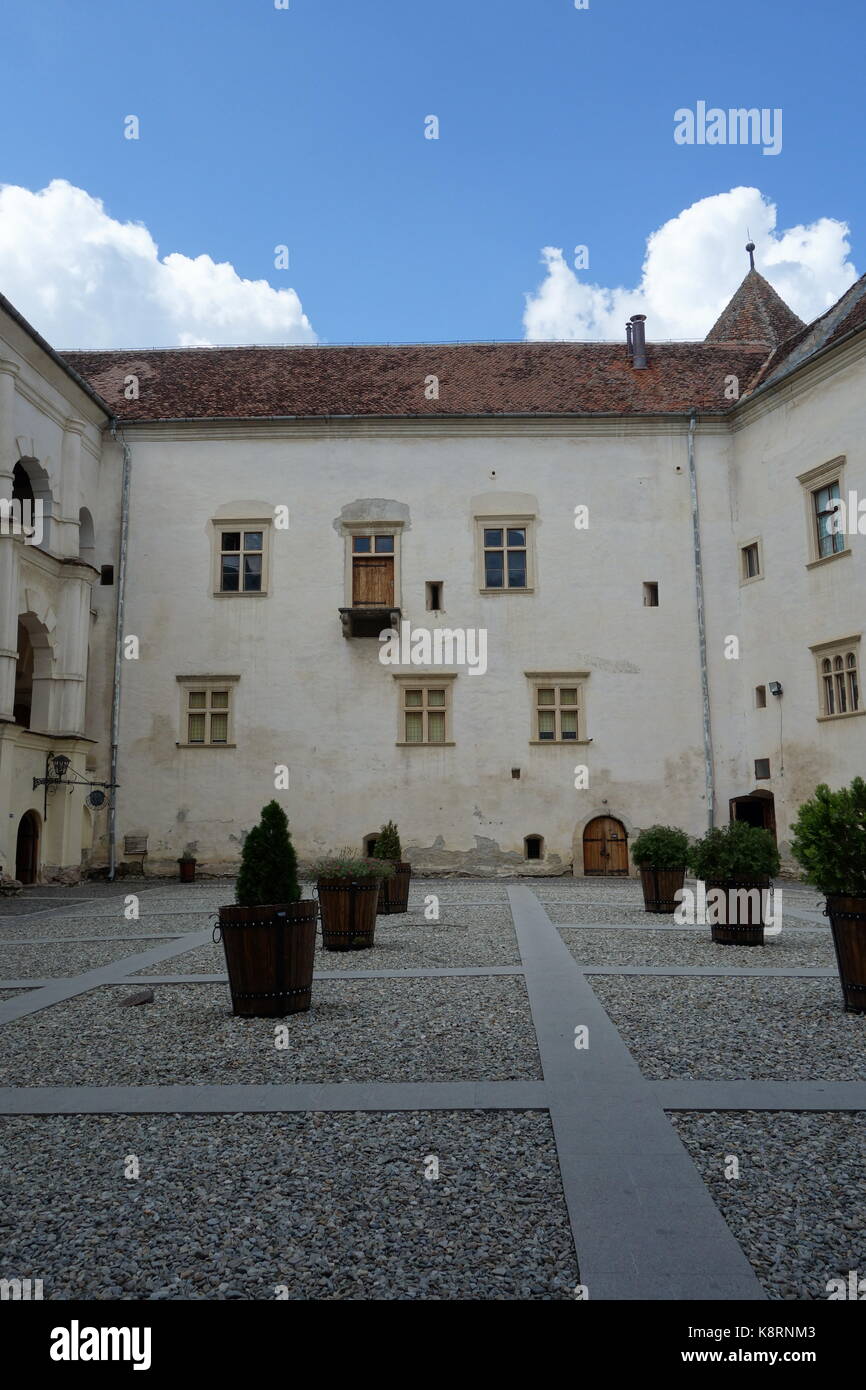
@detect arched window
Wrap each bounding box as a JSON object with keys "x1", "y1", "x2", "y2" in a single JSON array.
[
  {"x1": 78, "y1": 507, "x2": 96, "y2": 566},
  {"x1": 524, "y1": 834, "x2": 544, "y2": 861},
  {"x1": 12, "y1": 461, "x2": 35, "y2": 507},
  {"x1": 822, "y1": 658, "x2": 834, "y2": 715}
]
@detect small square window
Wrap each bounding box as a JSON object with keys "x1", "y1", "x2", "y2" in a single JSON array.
[
  {"x1": 353, "y1": 536, "x2": 372, "y2": 553},
  {"x1": 643, "y1": 581, "x2": 659, "y2": 607},
  {"x1": 754, "y1": 758, "x2": 771, "y2": 780},
  {"x1": 426, "y1": 581, "x2": 443, "y2": 611},
  {"x1": 755, "y1": 685, "x2": 767, "y2": 709},
  {"x1": 741, "y1": 542, "x2": 761, "y2": 581},
  {"x1": 374, "y1": 535, "x2": 394, "y2": 553}
]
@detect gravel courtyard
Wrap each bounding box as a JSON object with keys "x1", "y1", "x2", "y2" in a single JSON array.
[{"x1": 1, "y1": 873, "x2": 864, "y2": 1301}]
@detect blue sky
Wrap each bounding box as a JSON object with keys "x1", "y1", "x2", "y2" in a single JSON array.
[{"x1": 1, "y1": 0, "x2": 864, "y2": 346}]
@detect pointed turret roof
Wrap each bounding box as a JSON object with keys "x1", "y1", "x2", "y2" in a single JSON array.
[{"x1": 705, "y1": 268, "x2": 805, "y2": 347}]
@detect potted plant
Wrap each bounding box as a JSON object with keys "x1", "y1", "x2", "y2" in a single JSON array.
[
  {"x1": 314, "y1": 850, "x2": 393, "y2": 950},
  {"x1": 790, "y1": 777, "x2": 866, "y2": 1014},
  {"x1": 688, "y1": 821, "x2": 780, "y2": 945},
  {"x1": 631, "y1": 825, "x2": 690, "y2": 913},
  {"x1": 371, "y1": 821, "x2": 412, "y2": 914},
  {"x1": 177, "y1": 849, "x2": 197, "y2": 883},
  {"x1": 216, "y1": 802, "x2": 317, "y2": 1017}
]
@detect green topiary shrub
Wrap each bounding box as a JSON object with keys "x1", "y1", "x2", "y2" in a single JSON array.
[
  {"x1": 235, "y1": 801, "x2": 301, "y2": 907},
  {"x1": 631, "y1": 825, "x2": 690, "y2": 870},
  {"x1": 372, "y1": 821, "x2": 402, "y2": 862},
  {"x1": 312, "y1": 849, "x2": 394, "y2": 883},
  {"x1": 688, "y1": 821, "x2": 780, "y2": 881},
  {"x1": 790, "y1": 777, "x2": 866, "y2": 897}
]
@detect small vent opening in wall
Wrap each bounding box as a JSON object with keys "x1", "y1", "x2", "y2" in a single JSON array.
[
  {"x1": 524, "y1": 834, "x2": 544, "y2": 861},
  {"x1": 426, "y1": 581, "x2": 443, "y2": 611},
  {"x1": 755, "y1": 685, "x2": 767, "y2": 708},
  {"x1": 643, "y1": 581, "x2": 659, "y2": 607}
]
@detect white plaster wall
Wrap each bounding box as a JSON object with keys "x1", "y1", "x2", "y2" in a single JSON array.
[{"x1": 112, "y1": 422, "x2": 717, "y2": 873}]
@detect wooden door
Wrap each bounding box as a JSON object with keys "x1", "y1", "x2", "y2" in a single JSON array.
[
  {"x1": 583, "y1": 816, "x2": 628, "y2": 876},
  {"x1": 353, "y1": 556, "x2": 394, "y2": 606},
  {"x1": 15, "y1": 811, "x2": 39, "y2": 885}
]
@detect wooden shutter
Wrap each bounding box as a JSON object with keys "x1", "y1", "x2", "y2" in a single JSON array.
[{"x1": 353, "y1": 556, "x2": 394, "y2": 605}]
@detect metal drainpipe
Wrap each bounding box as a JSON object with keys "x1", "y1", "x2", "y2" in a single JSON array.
[
  {"x1": 108, "y1": 421, "x2": 132, "y2": 879},
  {"x1": 687, "y1": 410, "x2": 716, "y2": 830}
]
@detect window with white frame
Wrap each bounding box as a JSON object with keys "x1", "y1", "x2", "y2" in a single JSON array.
[
  {"x1": 814, "y1": 642, "x2": 861, "y2": 718},
  {"x1": 798, "y1": 459, "x2": 850, "y2": 566},
  {"x1": 214, "y1": 524, "x2": 269, "y2": 594},
  {"x1": 395, "y1": 678, "x2": 454, "y2": 744},
  {"x1": 812, "y1": 482, "x2": 845, "y2": 560},
  {"x1": 477, "y1": 519, "x2": 534, "y2": 591},
  {"x1": 178, "y1": 679, "x2": 237, "y2": 745}
]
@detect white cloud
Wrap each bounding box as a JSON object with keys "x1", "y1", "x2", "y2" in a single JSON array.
[
  {"x1": 523, "y1": 187, "x2": 858, "y2": 341},
  {"x1": 0, "y1": 179, "x2": 317, "y2": 348}
]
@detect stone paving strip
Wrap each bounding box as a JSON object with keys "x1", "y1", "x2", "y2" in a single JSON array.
[
  {"x1": 0, "y1": 940, "x2": 183, "y2": 978},
  {"x1": 0, "y1": 1081, "x2": 547, "y2": 1115},
  {"x1": 506, "y1": 886, "x2": 764, "y2": 1300},
  {"x1": 0, "y1": 1111, "x2": 577, "y2": 1300},
  {"x1": 0, "y1": 931, "x2": 212, "y2": 1026},
  {"x1": 669, "y1": 1111, "x2": 866, "y2": 1301},
  {"x1": 653, "y1": 1080, "x2": 866, "y2": 1110},
  {"x1": 0, "y1": 977, "x2": 542, "y2": 1087},
  {"x1": 589, "y1": 975, "x2": 866, "y2": 1082},
  {"x1": 559, "y1": 927, "x2": 835, "y2": 969}
]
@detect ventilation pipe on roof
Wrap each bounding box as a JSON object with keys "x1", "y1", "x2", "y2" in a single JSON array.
[
  {"x1": 625, "y1": 321, "x2": 634, "y2": 358},
  {"x1": 630, "y1": 315, "x2": 648, "y2": 369}
]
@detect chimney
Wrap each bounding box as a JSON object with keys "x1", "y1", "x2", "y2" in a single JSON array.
[
  {"x1": 630, "y1": 314, "x2": 647, "y2": 369},
  {"x1": 625, "y1": 321, "x2": 634, "y2": 357}
]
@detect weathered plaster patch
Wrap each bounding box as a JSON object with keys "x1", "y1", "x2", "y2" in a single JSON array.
[{"x1": 333, "y1": 499, "x2": 411, "y2": 532}]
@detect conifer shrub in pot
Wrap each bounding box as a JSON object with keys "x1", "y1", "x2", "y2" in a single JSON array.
[
  {"x1": 314, "y1": 851, "x2": 394, "y2": 950},
  {"x1": 790, "y1": 777, "x2": 866, "y2": 1014},
  {"x1": 372, "y1": 821, "x2": 411, "y2": 914},
  {"x1": 631, "y1": 825, "x2": 690, "y2": 913},
  {"x1": 688, "y1": 821, "x2": 780, "y2": 946},
  {"x1": 177, "y1": 849, "x2": 197, "y2": 883},
  {"x1": 216, "y1": 802, "x2": 317, "y2": 1017}
]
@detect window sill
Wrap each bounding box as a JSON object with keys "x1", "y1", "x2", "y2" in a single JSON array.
[
  {"x1": 530, "y1": 738, "x2": 592, "y2": 745},
  {"x1": 806, "y1": 548, "x2": 851, "y2": 570},
  {"x1": 480, "y1": 587, "x2": 534, "y2": 595},
  {"x1": 396, "y1": 741, "x2": 456, "y2": 748},
  {"x1": 212, "y1": 591, "x2": 268, "y2": 598},
  {"x1": 816, "y1": 709, "x2": 864, "y2": 723},
  {"x1": 739, "y1": 574, "x2": 763, "y2": 587},
  {"x1": 176, "y1": 742, "x2": 237, "y2": 749}
]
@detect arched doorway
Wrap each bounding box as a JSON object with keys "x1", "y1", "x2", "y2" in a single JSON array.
[
  {"x1": 730, "y1": 791, "x2": 776, "y2": 841},
  {"x1": 15, "y1": 811, "x2": 40, "y2": 884},
  {"x1": 583, "y1": 816, "x2": 629, "y2": 875}
]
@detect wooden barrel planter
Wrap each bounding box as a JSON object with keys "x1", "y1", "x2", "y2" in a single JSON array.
[
  {"x1": 706, "y1": 878, "x2": 770, "y2": 946},
  {"x1": 317, "y1": 879, "x2": 379, "y2": 950},
  {"x1": 178, "y1": 858, "x2": 196, "y2": 883},
  {"x1": 216, "y1": 900, "x2": 317, "y2": 1017},
  {"x1": 825, "y1": 895, "x2": 866, "y2": 1014},
  {"x1": 639, "y1": 867, "x2": 685, "y2": 913},
  {"x1": 379, "y1": 862, "x2": 412, "y2": 915}
]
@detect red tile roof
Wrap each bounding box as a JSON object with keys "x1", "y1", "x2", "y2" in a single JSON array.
[
  {"x1": 62, "y1": 341, "x2": 770, "y2": 421},
  {"x1": 56, "y1": 270, "x2": 866, "y2": 423},
  {"x1": 704, "y1": 269, "x2": 805, "y2": 347}
]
